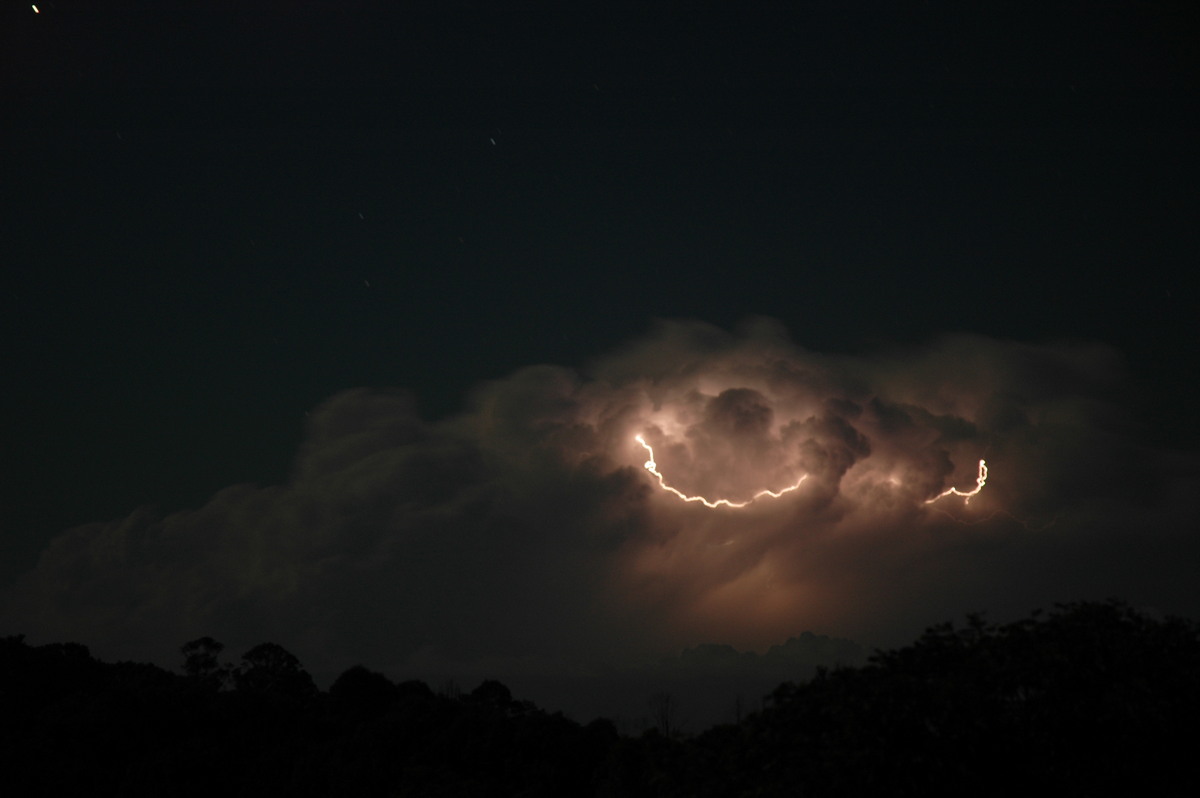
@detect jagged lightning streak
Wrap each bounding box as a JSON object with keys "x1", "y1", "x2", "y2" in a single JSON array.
[
  {"x1": 635, "y1": 434, "x2": 807, "y2": 509},
  {"x1": 925, "y1": 459, "x2": 988, "y2": 505}
]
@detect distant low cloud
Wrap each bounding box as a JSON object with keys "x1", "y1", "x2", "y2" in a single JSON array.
[{"x1": 5, "y1": 318, "x2": 1198, "y2": 711}]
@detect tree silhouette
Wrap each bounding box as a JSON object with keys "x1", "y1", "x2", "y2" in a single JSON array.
[
  {"x1": 705, "y1": 599, "x2": 1200, "y2": 797},
  {"x1": 329, "y1": 664, "x2": 397, "y2": 721},
  {"x1": 469, "y1": 678, "x2": 515, "y2": 713},
  {"x1": 648, "y1": 691, "x2": 677, "y2": 738},
  {"x1": 233, "y1": 642, "x2": 317, "y2": 698},
  {"x1": 180, "y1": 636, "x2": 229, "y2": 689}
]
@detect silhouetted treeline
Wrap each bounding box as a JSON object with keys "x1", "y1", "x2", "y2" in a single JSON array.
[
  {"x1": 670, "y1": 600, "x2": 1200, "y2": 797},
  {"x1": 3, "y1": 599, "x2": 1198, "y2": 796}
]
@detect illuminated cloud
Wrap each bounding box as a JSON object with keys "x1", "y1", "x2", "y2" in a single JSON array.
[{"x1": 4, "y1": 318, "x2": 1197, "y2": 705}]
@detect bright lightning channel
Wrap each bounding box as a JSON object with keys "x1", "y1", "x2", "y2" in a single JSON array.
[
  {"x1": 925, "y1": 459, "x2": 988, "y2": 505},
  {"x1": 635, "y1": 434, "x2": 807, "y2": 509}
]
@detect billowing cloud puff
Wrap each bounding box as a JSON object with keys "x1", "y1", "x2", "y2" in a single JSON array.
[{"x1": 4, "y1": 318, "x2": 1198, "y2": 713}]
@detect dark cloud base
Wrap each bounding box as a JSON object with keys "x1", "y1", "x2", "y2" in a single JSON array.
[{"x1": 4, "y1": 318, "x2": 1198, "y2": 721}]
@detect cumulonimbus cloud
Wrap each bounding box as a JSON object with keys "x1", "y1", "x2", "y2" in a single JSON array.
[{"x1": 4, "y1": 317, "x2": 1197, "y2": 689}]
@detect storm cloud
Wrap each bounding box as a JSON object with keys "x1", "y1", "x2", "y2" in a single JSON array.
[{"x1": 5, "y1": 318, "x2": 1197, "y2": 708}]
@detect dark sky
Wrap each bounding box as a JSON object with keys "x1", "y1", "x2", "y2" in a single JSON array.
[{"x1": 3, "y1": 1, "x2": 1198, "y2": 724}]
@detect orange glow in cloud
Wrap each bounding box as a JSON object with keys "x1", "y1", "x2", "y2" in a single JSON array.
[
  {"x1": 925, "y1": 459, "x2": 988, "y2": 505},
  {"x1": 635, "y1": 434, "x2": 808, "y2": 508}
]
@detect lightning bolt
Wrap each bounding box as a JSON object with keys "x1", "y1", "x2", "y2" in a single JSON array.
[
  {"x1": 635, "y1": 434, "x2": 807, "y2": 509},
  {"x1": 925, "y1": 459, "x2": 988, "y2": 505}
]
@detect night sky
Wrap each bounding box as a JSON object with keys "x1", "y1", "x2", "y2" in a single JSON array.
[{"x1": 3, "y1": 2, "x2": 1198, "y2": 725}]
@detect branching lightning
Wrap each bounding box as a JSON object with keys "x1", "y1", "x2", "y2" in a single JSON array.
[
  {"x1": 925, "y1": 459, "x2": 988, "y2": 505},
  {"x1": 635, "y1": 434, "x2": 807, "y2": 509}
]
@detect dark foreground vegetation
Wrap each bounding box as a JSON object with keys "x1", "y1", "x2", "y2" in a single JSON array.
[{"x1": 3, "y1": 600, "x2": 1198, "y2": 796}]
